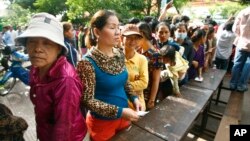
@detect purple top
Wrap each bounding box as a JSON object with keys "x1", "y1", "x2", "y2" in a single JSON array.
[{"x1": 188, "y1": 45, "x2": 205, "y2": 79}]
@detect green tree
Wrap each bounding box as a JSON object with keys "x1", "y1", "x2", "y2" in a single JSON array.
[
  {"x1": 66, "y1": 0, "x2": 190, "y2": 23},
  {"x1": 15, "y1": 0, "x2": 36, "y2": 10},
  {"x1": 66, "y1": 0, "x2": 145, "y2": 22},
  {"x1": 14, "y1": 0, "x2": 67, "y2": 15},
  {"x1": 173, "y1": 0, "x2": 189, "y2": 13},
  {"x1": 209, "y1": 1, "x2": 249, "y2": 19},
  {"x1": 34, "y1": 0, "x2": 67, "y2": 15},
  {"x1": 1, "y1": 3, "x2": 31, "y2": 27}
]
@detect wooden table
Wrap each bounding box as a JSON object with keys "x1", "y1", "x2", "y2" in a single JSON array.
[
  {"x1": 111, "y1": 125, "x2": 164, "y2": 141},
  {"x1": 187, "y1": 69, "x2": 226, "y2": 91},
  {"x1": 187, "y1": 69, "x2": 227, "y2": 106},
  {"x1": 133, "y1": 85, "x2": 213, "y2": 141}
]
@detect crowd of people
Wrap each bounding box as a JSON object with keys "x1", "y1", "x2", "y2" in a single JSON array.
[{"x1": 0, "y1": 2, "x2": 249, "y2": 141}]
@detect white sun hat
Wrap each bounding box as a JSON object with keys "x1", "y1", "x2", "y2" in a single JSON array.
[{"x1": 16, "y1": 12, "x2": 68, "y2": 54}]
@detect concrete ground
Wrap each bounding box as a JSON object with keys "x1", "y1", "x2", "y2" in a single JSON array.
[{"x1": 0, "y1": 75, "x2": 249, "y2": 141}]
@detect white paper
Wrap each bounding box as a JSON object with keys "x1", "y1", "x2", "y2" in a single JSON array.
[{"x1": 137, "y1": 111, "x2": 149, "y2": 116}]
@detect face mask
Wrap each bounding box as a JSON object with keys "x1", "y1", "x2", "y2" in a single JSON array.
[{"x1": 175, "y1": 32, "x2": 187, "y2": 40}]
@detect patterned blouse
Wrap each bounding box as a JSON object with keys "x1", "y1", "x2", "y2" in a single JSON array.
[
  {"x1": 141, "y1": 46, "x2": 165, "y2": 100},
  {"x1": 77, "y1": 47, "x2": 133, "y2": 119}
]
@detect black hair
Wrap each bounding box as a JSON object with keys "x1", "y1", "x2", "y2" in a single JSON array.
[
  {"x1": 128, "y1": 17, "x2": 140, "y2": 24},
  {"x1": 149, "y1": 18, "x2": 159, "y2": 33},
  {"x1": 137, "y1": 22, "x2": 152, "y2": 41},
  {"x1": 87, "y1": 10, "x2": 117, "y2": 47},
  {"x1": 143, "y1": 16, "x2": 154, "y2": 23},
  {"x1": 209, "y1": 20, "x2": 218, "y2": 26},
  {"x1": 155, "y1": 22, "x2": 171, "y2": 33},
  {"x1": 160, "y1": 45, "x2": 176, "y2": 63},
  {"x1": 223, "y1": 21, "x2": 234, "y2": 32},
  {"x1": 191, "y1": 29, "x2": 206, "y2": 43},
  {"x1": 170, "y1": 24, "x2": 176, "y2": 38},
  {"x1": 180, "y1": 15, "x2": 190, "y2": 23},
  {"x1": 207, "y1": 25, "x2": 215, "y2": 36},
  {"x1": 175, "y1": 22, "x2": 187, "y2": 31},
  {"x1": 162, "y1": 17, "x2": 172, "y2": 25}
]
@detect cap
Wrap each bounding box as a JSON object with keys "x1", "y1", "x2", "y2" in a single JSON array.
[{"x1": 122, "y1": 24, "x2": 142, "y2": 38}]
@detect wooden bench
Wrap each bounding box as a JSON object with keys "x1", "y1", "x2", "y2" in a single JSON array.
[{"x1": 214, "y1": 91, "x2": 244, "y2": 141}]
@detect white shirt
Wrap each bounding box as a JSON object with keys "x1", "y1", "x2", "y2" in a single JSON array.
[
  {"x1": 233, "y1": 7, "x2": 250, "y2": 52},
  {"x1": 216, "y1": 30, "x2": 236, "y2": 59}
]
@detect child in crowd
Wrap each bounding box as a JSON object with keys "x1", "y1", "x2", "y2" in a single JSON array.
[
  {"x1": 142, "y1": 21, "x2": 182, "y2": 109},
  {"x1": 160, "y1": 45, "x2": 189, "y2": 97},
  {"x1": 188, "y1": 29, "x2": 206, "y2": 82},
  {"x1": 204, "y1": 25, "x2": 216, "y2": 71}
]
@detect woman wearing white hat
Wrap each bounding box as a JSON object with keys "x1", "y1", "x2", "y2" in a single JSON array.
[{"x1": 16, "y1": 12, "x2": 88, "y2": 141}]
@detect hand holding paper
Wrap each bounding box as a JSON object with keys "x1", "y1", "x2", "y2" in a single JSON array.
[{"x1": 137, "y1": 111, "x2": 149, "y2": 117}]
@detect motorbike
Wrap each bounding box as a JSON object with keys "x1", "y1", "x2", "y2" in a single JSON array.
[{"x1": 0, "y1": 44, "x2": 30, "y2": 96}]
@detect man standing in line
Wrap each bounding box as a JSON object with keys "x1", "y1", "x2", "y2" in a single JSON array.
[{"x1": 230, "y1": 7, "x2": 250, "y2": 92}]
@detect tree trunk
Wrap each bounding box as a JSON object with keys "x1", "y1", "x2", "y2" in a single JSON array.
[
  {"x1": 146, "y1": 0, "x2": 152, "y2": 15},
  {"x1": 157, "y1": 0, "x2": 161, "y2": 17}
]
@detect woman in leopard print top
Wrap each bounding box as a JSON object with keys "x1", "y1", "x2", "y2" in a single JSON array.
[{"x1": 77, "y1": 10, "x2": 141, "y2": 141}]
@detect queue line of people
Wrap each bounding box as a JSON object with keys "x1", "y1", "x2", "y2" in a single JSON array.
[{"x1": 1, "y1": 5, "x2": 249, "y2": 141}]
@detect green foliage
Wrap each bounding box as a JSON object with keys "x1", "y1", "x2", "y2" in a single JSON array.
[
  {"x1": 240, "y1": 0, "x2": 250, "y2": 5},
  {"x1": 1, "y1": 3, "x2": 31, "y2": 27},
  {"x1": 34, "y1": 0, "x2": 67, "y2": 15},
  {"x1": 14, "y1": 0, "x2": 36, "y2": 10},
  {"x1": 14, "y1": 0, "x2": 67, "y2": 15},
  {"x1": 8, "y1": 0, "x2": 191, "y2": 25},
  {"x1": 173, "y1": 0, "x2": 189, "y2": 13},
  {"x1": 209, "y1": 2, "x2": 249, "y2": 18},
  {"x1": 9, "y1": 0, "x2": 190, "y2": 24},
  {"x1": 66, "y1": 0, "x2": 145, "y2": 23}
]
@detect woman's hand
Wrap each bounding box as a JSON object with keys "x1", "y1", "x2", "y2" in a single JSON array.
[
  {"x1": 208, "y1": 47, "x2": 214, "y2": 53},
  {"x1": 122, "y1": 108, "x2": 139, "y2": 122},
  {"x1": 166, "y1": 0, "x2": 173, "y2": 9},
  {"x1": 147, "y1": 100, "x2": 155, "y2": 110},
  {"x1": 133, "y1": 98, "x2": 142, "y2": 112}
]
